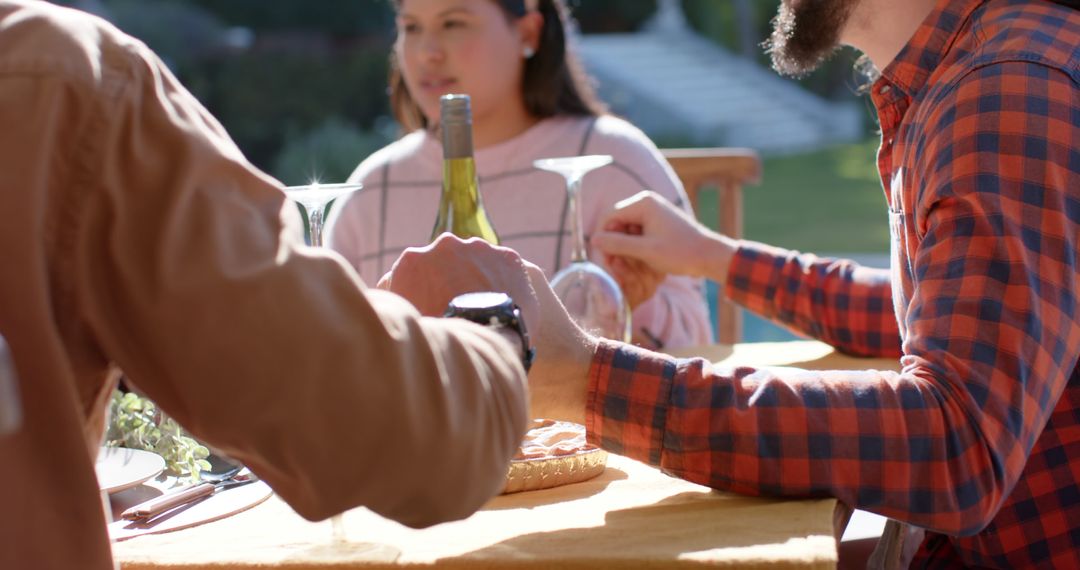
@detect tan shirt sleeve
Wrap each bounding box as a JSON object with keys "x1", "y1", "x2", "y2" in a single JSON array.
[{"x1": 68, "y1": 27, "x2": 527, "y2": 527}]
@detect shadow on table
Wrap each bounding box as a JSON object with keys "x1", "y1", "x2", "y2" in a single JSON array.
[
  {"x1": 442, "y1": 492, "x2": 833, "y2": 566},
  {"x1": 484, "y1": 466, "x2": 629, "y2": 511},
  {"x1": 109, "y1": 484, "x2": 166, "y2": 519}
]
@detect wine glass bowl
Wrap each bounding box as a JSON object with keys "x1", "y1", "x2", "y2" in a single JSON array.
[
  {"x1": 549, "y1": 261, "x2": 630, "y2": 341},
  {"x1": 533, "y1": 155, "x2": 631, "y2": 342},
  {"x1": 282, "y1": 182, "x2": 363, "y2": 247}
]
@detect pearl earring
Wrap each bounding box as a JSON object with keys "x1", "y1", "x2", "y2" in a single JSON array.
[{"x1": 523, "y1": 46, "x2": 535, "y2": 59}]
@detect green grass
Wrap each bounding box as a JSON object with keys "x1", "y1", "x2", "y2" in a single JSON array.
[
  {"x1": 688, "y1": 138, "x2": 890, "y2": 340},
  {"x1": 694, "y1": 138, "x2": 891, "y2": 255}
]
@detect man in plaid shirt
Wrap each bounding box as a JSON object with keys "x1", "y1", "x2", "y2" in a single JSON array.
[
  {"x1": 386, "y1": 0, "x2": 1078, "y2": 566},
  {"x1": 587, "y1": 0, "x2": 1079, "y2": 566}
]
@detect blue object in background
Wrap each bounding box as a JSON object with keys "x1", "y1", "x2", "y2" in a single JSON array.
[
  {"x1": 706, "y1": 253, "x2": 888, "y2": 343},
  {"x1": 705, "y1": 280, "x2": 801, "y2": 343}
]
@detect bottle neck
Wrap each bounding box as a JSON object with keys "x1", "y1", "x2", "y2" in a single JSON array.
[
  {"x1": 432, "y1": 122, "x2": 499, "y2": 244},
  {"x1": 441, "y1": 157, "x2": 480, "y2": 203},
  {"x1": 442, "y1": 118, "x2": 473, "y2": 160},
  {"x1": 440, "y1": 116, "x2": 479, "y2": 208}
]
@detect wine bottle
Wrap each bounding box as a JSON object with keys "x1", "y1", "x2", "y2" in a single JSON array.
[{"x1": 430, "y1": 94, "x2": 500, "y2": 244}]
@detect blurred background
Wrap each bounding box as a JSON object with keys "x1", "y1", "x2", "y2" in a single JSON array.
[{"x1": 52, "y1": 0, "x2": 891, "y2": 341}]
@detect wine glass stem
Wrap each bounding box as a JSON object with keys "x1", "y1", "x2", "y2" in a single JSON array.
[
  {"x1": 308, "y1": 206, "x2": 325, "y2": 247},
  {"x1": 567, "y1": 176, "x2": 587, "y2": 263}
]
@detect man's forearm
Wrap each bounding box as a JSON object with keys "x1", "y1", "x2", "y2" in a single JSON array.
[
  {"x1": 584, "y1": 342, "x2": 1029, "y2": 536},
  {"x1": 697, "y1": 232, "x2": 738, "y2": 285},
  {"x1": 526, "y1": 324, "x2": 597, "y2": 425}
]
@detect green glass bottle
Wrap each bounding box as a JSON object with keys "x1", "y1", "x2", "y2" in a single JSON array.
[{"x1": 430, "y1": 94, "x2": 500, "y2": 244}]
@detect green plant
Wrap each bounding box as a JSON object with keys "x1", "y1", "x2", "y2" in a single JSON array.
[
  {"x1": 105, "y1": 390, "x2": 211, "y2": 480},
  {"x1": 684, "y1": 138, "x2": 887, "y2": 254},
  {"x1": 188, "y1": 48, "x2": 391, "y2": 169},
  {"x1": 104, "y1": 0, "x2": 226, "y2": 70},
  {"x1": 272, "y1": 117, "x2": 389, "y2": 185},
  {"x1": 188, "y1": 0, "x2": 393, "y2": 36}
]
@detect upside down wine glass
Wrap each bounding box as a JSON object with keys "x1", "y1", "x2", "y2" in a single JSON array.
[
  {"x1": 281, "y1": 180, "x2": 399, "y2": 562},
  {"x1": 282, "y1": 182, "x2": 364, "y2": 247},
  {"x1": 533, "y1": 155, "x2": 631, "y2": 342}
]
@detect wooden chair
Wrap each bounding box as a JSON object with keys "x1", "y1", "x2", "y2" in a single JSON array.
[{"x1": 661, "y1": 148, "x2": 762, "y2": 345}]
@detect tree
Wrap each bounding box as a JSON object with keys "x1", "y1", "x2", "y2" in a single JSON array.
[
  {"x1": 570, "y1": 0, "x2": 657, "y2": 33},
  {"x1": 272, "y1": 118, "x2": 389, "y2": 186},
  {"x1": 102, "y1": 0, "x2": 227, "y2": 70},
  {"x1": 187, "y1": 0, "x2": 392, "y2": 36}
]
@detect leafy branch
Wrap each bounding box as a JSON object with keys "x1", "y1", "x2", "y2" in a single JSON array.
[{"x1": 105, "y1": 390, "x2": 211, "y2": 481}]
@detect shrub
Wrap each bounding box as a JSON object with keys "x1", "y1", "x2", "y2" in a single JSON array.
[
  {"x1": 272, "y1": 118, "x2": 390, "y2": 186},
  {"x1": 188, "y1": 0, "x2": 393, "y2": 36},
  {"x1": 103, "y1": 0, "x2": 226, "y2": 69},
  {"x1": 187, "y1": 47, "x2": 391, "y2": 170}
]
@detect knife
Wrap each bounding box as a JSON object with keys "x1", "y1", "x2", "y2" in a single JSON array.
[{"x1": 120, "y1": 472, "x2": 257, "y2": 521}]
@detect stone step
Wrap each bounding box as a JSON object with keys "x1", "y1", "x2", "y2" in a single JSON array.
[{"x1": 578, "y1": 32, "x2": 862, "y2": 154}]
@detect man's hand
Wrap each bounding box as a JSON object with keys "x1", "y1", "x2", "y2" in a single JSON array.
[
  {"x1": 598, "y1": 222, "x2": 663, "y2": 310},
  {"x1": 381, "y1": 234, "x2": 597, "y2": 424},
  {"x1": 379, "y1": 234, "x2": 540, "y2": 331},
  {"x1": 592, "y1": 191, "x2": 737, "y2": 283},
  {"x1": 607, "y1": 255, "x2": 664, "y2": 311}
]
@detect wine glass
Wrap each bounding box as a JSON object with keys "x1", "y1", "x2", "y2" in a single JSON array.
[
  {"x1": 534, "y1": 155, "x2": 631, "y2": 342},
  {"x1": 282, "y1": 182, "x2": 363, "y2": 247},
  {"x1": 281, "y1": 181, "x2": 399, "y2": 561}
]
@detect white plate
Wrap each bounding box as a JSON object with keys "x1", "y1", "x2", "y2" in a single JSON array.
[{"x1": 96, "y1": 447, "x2": 166, "y2": 494}]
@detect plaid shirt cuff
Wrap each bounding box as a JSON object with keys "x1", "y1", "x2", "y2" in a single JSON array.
[
  {"x1": 724, "y1": 240, "x2": 789, "y2": 317},
  {"x1": 586, "y1": 339, "x2": 678, "y2": 467}
]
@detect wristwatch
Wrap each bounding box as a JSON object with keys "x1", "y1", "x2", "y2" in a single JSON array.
[{"x1": 444, "y1": 292, "x2": 536, "y2": 372}]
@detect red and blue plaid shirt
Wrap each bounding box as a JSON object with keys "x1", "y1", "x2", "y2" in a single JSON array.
[{"x1": 586, "y1": 0, "x2": 1080, "y2": 567}]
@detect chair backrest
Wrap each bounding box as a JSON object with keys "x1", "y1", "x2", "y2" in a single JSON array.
[{"x1": 661, "y1": 148, "x2": 762, "y2": 345}]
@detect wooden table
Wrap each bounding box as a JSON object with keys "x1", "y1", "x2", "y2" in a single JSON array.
[
  {"x1": 667, "y1": 341, "x2": 903, "y2": 569},
  {"x1": 112, "y1": 341, "x2": 900, "y2": 569},
  {"x1": 664, "y1": 339, "x2": 900, "y2": 373}
]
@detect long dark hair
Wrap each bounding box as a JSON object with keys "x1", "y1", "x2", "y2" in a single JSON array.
[{"x1": 387, "y1": 0, "x2": 607, "y2": 132}]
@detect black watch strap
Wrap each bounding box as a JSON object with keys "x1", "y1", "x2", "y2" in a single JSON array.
[{"x1": 444, "y1": 292, "x2": 535, "y2": 372}]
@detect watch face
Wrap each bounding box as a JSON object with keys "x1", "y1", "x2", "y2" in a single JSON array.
[
  {"x1": 451, "y1": 291, "x2": 511, "y2": 310},
  {"x1": 445, "y1": 291, "x2": 532, "y2": 371}
]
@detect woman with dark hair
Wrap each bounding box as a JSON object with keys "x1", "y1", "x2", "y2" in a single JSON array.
[{"x1": 328, "y1": 0, "x2": 711, "y2": 349}]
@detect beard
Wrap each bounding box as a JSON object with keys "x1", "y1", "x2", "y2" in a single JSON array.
[{"x1": 766, "y1": 0, "x2": 860, "y2": 77}]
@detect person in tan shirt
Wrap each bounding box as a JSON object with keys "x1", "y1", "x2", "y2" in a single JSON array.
[{"x1": 0, "y1": 2, "x2": 535, "y2": 569}]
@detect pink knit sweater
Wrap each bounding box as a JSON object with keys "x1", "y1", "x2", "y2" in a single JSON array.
[{"x1": 327, "y1": 115, "x2": 711, "y2": 349}]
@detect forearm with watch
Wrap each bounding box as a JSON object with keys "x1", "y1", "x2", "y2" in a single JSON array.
[{"x1": 445, "y1": 292, "x2": 535, "y2": 373}]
